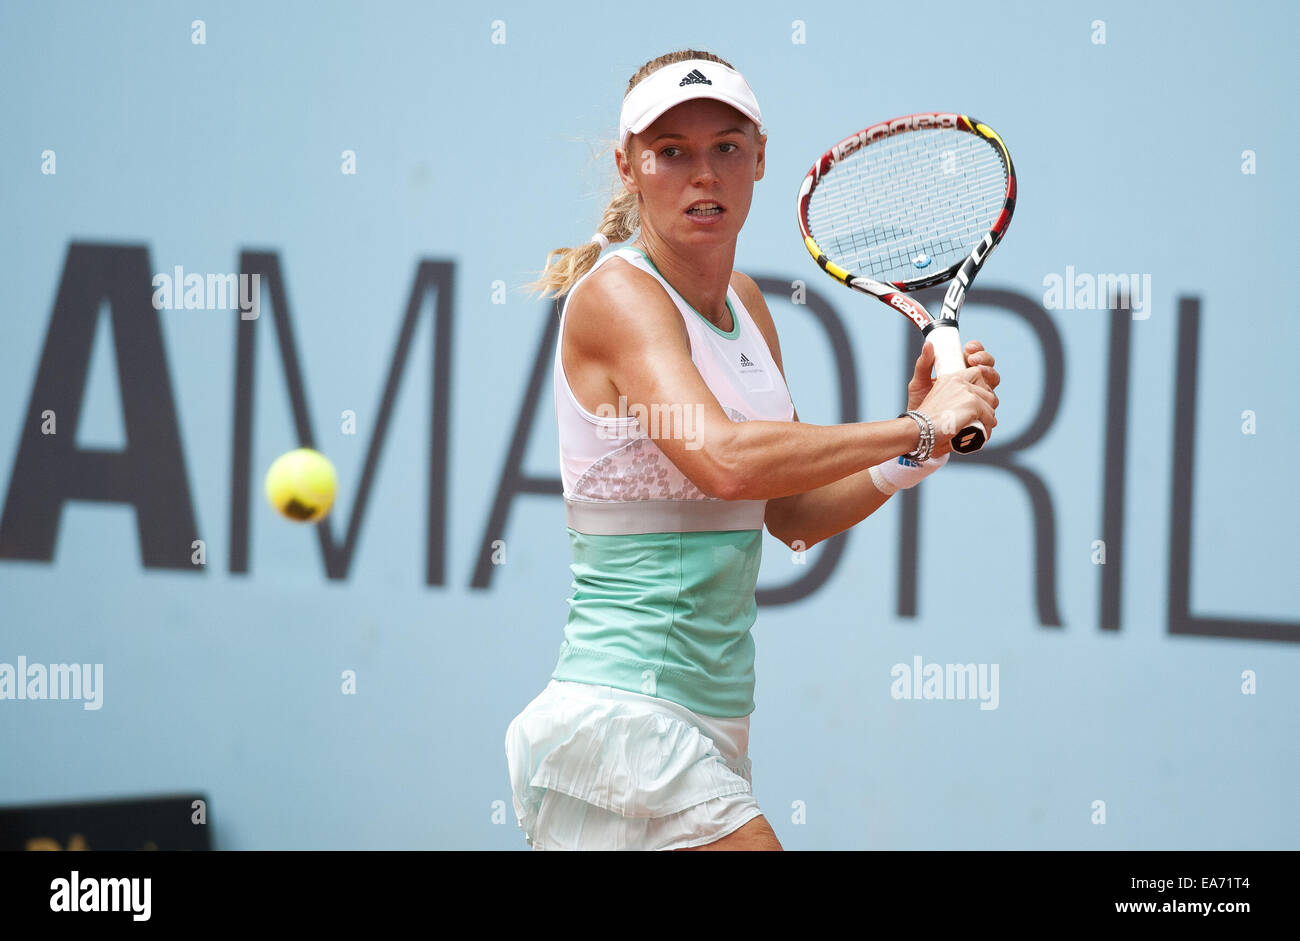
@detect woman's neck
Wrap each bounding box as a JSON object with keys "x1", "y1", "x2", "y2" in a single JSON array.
[{"x1": 633, "y1": 236, "x2": 736, "y2": 329}]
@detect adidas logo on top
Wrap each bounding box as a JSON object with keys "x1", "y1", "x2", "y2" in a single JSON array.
[
  {"x1": 739, "y1": 352, "x2": 754, "y2": 367},
  {"x1": 679, "y1": 68, "x2": 712, "y2": 87}
]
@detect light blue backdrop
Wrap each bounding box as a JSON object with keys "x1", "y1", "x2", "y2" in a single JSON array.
[{"x1": 1, "y1": 0, "x2": 1296, "y2": 849}]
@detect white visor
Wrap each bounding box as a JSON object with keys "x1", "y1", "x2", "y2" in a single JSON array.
[{"x1": 618, "y1": 58, "x2": 763, "y2": 153}]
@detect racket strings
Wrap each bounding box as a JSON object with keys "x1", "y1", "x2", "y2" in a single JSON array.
[
  {"x1": 815, "y1": 133, "x2": 1003, "y2": 241},
  {"x1": 807, "y1": 128, "x2": 1007, "y2": 285}
]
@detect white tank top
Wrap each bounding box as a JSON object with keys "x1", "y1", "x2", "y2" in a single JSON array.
[{"x1": 553, "y1": 246, "x2": 795, "y2": 535}]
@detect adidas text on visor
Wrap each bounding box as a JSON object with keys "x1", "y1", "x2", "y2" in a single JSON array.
[{"x1": 619, "y1": 59, "x2": 763, "y2": 153}]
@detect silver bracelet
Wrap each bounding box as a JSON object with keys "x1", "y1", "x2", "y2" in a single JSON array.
[{"x1": 899, "y1": 410, "x2": 934, "y2": 464}]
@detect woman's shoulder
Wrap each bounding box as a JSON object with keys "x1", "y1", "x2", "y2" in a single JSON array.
[
  {"x1": 727, "y1": 270, "x2": 770, "y2": 324},
  {"x1": 586, "y1": 250, "x2": 662, "y2": 292},
  {"x1": 728, "y1": 270, "x2": 775, "y2": 329},
  {"x1": 571, "y1": 253, "x2": 679, "y2": 317},
  {"x1": 565, "y1": 253, "x2": 688, "y2": 347},
  {"x1": 728, "y1": 269, "x2": 760, "y2": 300}
]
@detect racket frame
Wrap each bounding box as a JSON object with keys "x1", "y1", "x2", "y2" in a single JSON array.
[{"x1": 796, "y1": 112, "x2": 1017, "y2": 452}]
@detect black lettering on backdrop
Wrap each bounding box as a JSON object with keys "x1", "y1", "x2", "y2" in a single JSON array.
[
  {"x1": 1168, "y1": 296, "x2": 1298, "y2": 642},
  {"x1": 4, "y1": 248, "x2": 1294, "y2": 644},
  {"x1": 0, "y1": 243, "x2": 199, "y2": 569},
  {"x1": 470, "y1": 303, "x2": 563, "y2": 589},
  {"x1": 897, "y1": 288, "x2": 1064, "y2": 627},
  {"x1": 1100, "y1": 304, "x2": 1132, "y2": 630},
  {"x1": 229, "y1": 252, "x2": 455, "y2": 584}
]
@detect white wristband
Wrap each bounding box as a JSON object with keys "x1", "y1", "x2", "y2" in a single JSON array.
[{"x1": 869, "y1": 450, "x2": 950, "y2": 495}]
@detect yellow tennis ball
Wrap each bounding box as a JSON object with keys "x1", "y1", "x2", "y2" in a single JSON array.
[{"x1": 264, "y1": 448, "x2": 337, "y2": 523}]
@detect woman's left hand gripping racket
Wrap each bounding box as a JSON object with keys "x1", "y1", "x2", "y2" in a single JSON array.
[{"x1": 797, "y1": 112, "x2": 1016, "y2": 453}]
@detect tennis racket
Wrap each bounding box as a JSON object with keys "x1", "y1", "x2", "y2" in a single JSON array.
[{"x1": 797, "y1": 112, "x2": 1016, "y2": 453}]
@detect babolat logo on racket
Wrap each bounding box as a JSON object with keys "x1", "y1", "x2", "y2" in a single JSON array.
[
  {"x1": 831, "y1": 113, "x2": 960, "y2": 164},
  {"x1": 889, "y1": 293, "x2": 930, "y2": 331},
  {"x1": 679, "y1": 68, "x2": 711, "y2": 86}
]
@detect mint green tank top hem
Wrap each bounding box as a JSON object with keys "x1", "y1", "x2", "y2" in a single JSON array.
[{"x1": 551, "y1": 526, "x2": 763, "y2": 718}]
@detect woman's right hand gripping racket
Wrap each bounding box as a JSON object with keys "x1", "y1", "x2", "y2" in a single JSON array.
[{"x1": 797, "y1": 112, "x2": 1016, "y2": 452}]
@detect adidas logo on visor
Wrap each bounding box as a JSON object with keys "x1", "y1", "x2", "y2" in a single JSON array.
[{"x1": 679, "y1": 68, "x2": 711, "y2": 87}]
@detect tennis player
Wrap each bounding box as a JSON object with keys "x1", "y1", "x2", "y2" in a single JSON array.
[{"x1": 506, "y1": 49, "x2": 1000, "y2": 851}]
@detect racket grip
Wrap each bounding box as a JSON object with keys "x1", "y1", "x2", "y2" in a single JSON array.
[{"x1": 925, "y1": 323, "x2": 987, "y2": 454}]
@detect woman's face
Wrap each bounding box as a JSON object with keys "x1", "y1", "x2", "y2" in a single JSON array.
[{"x1": 619, "y1": 97, "x2": 765, "y2": 248}]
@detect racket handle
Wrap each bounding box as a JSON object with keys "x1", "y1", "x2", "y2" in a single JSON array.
[{"x1": 926, "y1": 324, "x2": 987, "y2": 454}]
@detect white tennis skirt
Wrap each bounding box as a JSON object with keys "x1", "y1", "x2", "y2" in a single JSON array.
[{"x1": 504, "y1": 679, "x2": 763, "y2": 850}]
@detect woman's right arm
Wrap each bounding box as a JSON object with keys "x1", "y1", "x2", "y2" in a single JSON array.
[{"x1": 567, "y1": 265, "x2": 996, "y2": 503}]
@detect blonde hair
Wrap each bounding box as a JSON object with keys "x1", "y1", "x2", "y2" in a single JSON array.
[{"x1": 523, "y1": 49, "x2": 738, "y2": 301}]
